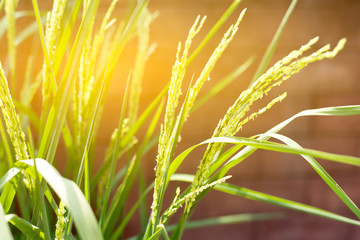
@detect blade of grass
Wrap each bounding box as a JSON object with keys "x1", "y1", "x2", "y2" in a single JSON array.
[
  {"x1": 84, "y1": 0, "x2": 150, "y2": 188},
  {"x1": 105, "y1": 100, "x2": 164, "y2": 238},
  {"x1": 31, "y1": 0, "x2": 57, "y2": 98},
  {"x1": 192, "y1": 57, "x2": 253, "y2": 113},
  {"x1": 91, "y1": 82, "x2": 168, "y2": 188},
  {"x1": 138, "y1": 166, "x2": 148, "y2": 231},
  {"x1": 51, "y1": 0, "x2": 82, "y2": 77},
  {"x1": 203, "y1": 136, "x2": 360, "y2": 166},
  {"x1": 22, "y1": 159, "x2": 104, "y2": 240},
  {"x1": 217, "y1": 105, "x2": 360, "y2": 177},
  {"x1": 37, "y1": 0, "x2": 100, "y2": 163},
  {"x1": 172, "y1": 174, "x2": 360, "y2": 226},
  {"x1": 111, "y1": 183, "x2": 154, "y2": 240},
  {"x1": 166, "y1": 212, "x2": 284, "y2": 231},
  {"x1": 5, "y1": 0, "x2": 18, "y2": 94},
  {"x1": 0, "y1": 203, "x2": 13, "y2": 240},
  {"x1": 168, "y1": 106, "x2": 360, "y2": 183},
  {"x1": 250, "y1": 0, "x2": 298, "y2": 85},
  {"x1": 146, "y1": 80, "x2": 195, "y2": 237},
  {"x1": 6, "y1": 214, "x2": 45, "y2": 239},
  {"x1": 127, "y1": 211, "x2": 283, "y2": 240},
  {"x1": 263, "y1": 133, "x2": 360, "y2": 219},
  {"x1": 217, "y1": 183, "x2": 360, "y2": 226},
  {"x1": 0, "y1": 176, "x2": 19, "y2": 213},
  {"x1": 68, "y1": 29, "x2": 118, "y2": 239},
  {"x1": 0, "y1": 167, "x2": 20, "y2": 191},
  {"x1": 100, "y1": 70, "x2": 132, "y2": 229},
  {"x1": 13, "y1": 100, "x2": 40, "y2": 131}
]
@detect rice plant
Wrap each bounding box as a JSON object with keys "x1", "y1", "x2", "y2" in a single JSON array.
[{"x1": 0, "y1": 0, "x2": 359, "y2": 239}]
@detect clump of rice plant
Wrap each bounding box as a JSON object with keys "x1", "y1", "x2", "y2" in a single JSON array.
[{"x1": 0, "y1": 0, "x2": 359, "y2": 239}]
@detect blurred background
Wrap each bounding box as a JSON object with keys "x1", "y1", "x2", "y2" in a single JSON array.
[{"x1": 1, "y1": 0, "x2": 360, "y2": 239}]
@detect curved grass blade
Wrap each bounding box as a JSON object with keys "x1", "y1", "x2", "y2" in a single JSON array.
[
  {"x1": 22, "y1": 159, "x2": 104, "y2": 240},
  {"x1": 0, "y1": 203, "x2": 13, "y2": 240},
  {"x1": 168, "y1": 106, "x2": 360, "y2": 184},
  {"x1": 127, "y1": 211, "x2": 283, "y2": 240},
  {"x1": 166, "y1": 212, "x2": 284, "y2": 232},
  {"x1": 0, "y1": 176, "x2": 19, "y2": 213},
  {"x1": 172, "y1": 174, "x2": 360, "y2": 226},
  {"x1": 217, "y1": 105, "x2": 360, "y2": 178},
  {"x1": 217, "y1": 183, "x2": 360, "y2": 226},
  {"x1": 0, "y1": 167, "x2": 21, "y2": 191},
  {"x1": 263, "y1": 133, "x2": 360, "y2": 219},
  {"x1": 250, "y1": 0, "x2": 298, "y2": 85},
  {"x1": 204, "y1": 136, "x2": 360, "y2": 166},
  {"x1": 6, "y1": 214, "x2": 44, "y2": 239}
]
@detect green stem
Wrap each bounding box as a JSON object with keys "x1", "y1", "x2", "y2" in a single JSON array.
[{"x1": 250, "y1": 0, "x2": 298, "y2": 85}]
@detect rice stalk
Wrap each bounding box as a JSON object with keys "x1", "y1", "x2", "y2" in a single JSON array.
[
  {"x1": 184, "y1": 9, "x2": 246, "y2": 121},
  {"x1": 149, "y1": 10, "x2": 246, "y2": 235},
  {"x1": 0, "y1": 62, "x2": 29, "y2": 161},
  {"x1": 55, "y1": 200, "x2": 67, "y2": 240},
  {"x1": 185, "y1": 37, "x2": 347, "y2": 214},
  {"x1": 150, "y1": 15, "x2": 206, "y2": 229},
  {"x1": 128, "y1": 7, "x2": 155, "y2": 125},
  {"x1": 41, "y1": 0, "x2": 67, "y2": 101},
  {"x1": 72, "y1": 0, "x2": 120, "y2": 165},
  {"x1": 158, "y1": 176, "x2": 231, "y2": 229},
  {"x1": 4, "y1": 0, "x2": 17, "y2": 94}
]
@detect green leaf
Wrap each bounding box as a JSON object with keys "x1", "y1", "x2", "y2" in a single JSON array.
[
  {"x1": 166, "y1": 212, "x2": 284, "y2": 231},
  {"x1": 106, "y1": 101, "x2": 164, "y2": 238},
  {"x1": 250, "y1": 0, "x2": 298, "y2": 85},
  {"x1": 0, "y1": 203, "x2": 13, "y2": 240},
  {"x1": 168, "y1": 106, "x2": 360, "y2": 183},
  {"x1": 262, "y1": 133, "x2": 360, "y2": 219},
  {"x1": 203, "y1": 136, "x2": 360, "y2": 167},
  {"x1": 216, "y1": 183, "x2": 360, "y2": 226},
  {"x1": 6, "y1": 214, "x2": 44, "y2": 240},
  {"x1": 171, "y1": 174, "x2": 360, "y2": 226},
  {"x1": 0, "y1": 167, "x2": 20, "y2": 191},
  {"x1": 0, "y1": 175, "x2": 19, "y2": 213},
  {"x1": 37, "y1": 0, "x2": 101, "y2": 163},
  {"x1": 22, "y1": 159, "x2": 104, "y2": 240},
  {"x1": 217, "y1": 105, "x2": 360, "y2": 177}
]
